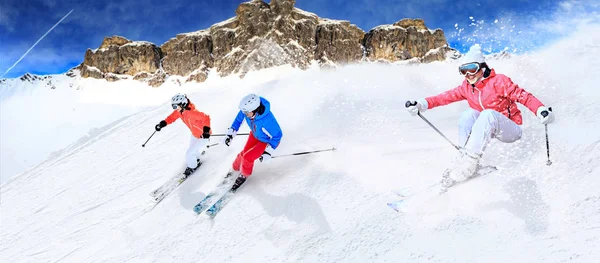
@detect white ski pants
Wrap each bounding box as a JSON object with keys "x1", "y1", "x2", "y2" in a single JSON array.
[
  {"x1": 186, "y1": 135, "x2": 209, "y2": 168},
  {"x1": 459, "y1": 109, "x2": 522, "y2": 155}
]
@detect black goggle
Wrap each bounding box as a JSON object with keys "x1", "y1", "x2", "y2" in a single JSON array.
[{"x1": 459, "y1": 62, "x2": 481, "y2": 75}]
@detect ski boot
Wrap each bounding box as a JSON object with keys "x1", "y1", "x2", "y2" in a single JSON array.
[
  {"x1": 183, "y1": 159, "x2": 202, "y2": 178},
  {"x1": 183, "y1": 167, "x2": 196, "y2": 177},
  {"x1": 231, "y1": 175, "x2": 247, "y2": 192}
]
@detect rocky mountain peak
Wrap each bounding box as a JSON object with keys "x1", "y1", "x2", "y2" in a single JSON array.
[{"x1": 75, "y1": 0, "x2": 456, "y2": 87}]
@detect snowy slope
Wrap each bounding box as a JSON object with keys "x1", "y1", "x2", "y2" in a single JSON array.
[
  {"x1": 0, "y1": 73, "x2": 196, "y2": 183},
  {"x1": 2, "y1": 24, "x2": 600, "y2": 263}
]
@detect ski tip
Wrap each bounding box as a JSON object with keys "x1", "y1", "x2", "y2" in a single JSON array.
[
  {"x1": 387, "y1": 200, "x2": 404, "y2": 212},
  {"x1": 205, "y1": 211, "x2": 217, "y2": 218},
  {"x1": 391, "y1": 189, "x2": 409, "y2": 197},
  {"x1": 193, "y1": 205, "x2": 205, "y2": 214}
]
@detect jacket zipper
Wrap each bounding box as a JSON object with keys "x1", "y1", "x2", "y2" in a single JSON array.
[{"x1": 474, "y1": 87, "x2": 485, "y2": 110}]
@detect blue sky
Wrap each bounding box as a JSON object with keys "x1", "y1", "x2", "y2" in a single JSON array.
[{"x1": 0, "y1": 0, "x2": 597, "y2": 78}]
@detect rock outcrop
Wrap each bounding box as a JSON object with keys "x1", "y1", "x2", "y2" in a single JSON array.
[
  {"x1": 79, "y1": 35, "x2": 161, "y2": 81},
  {"x1": 160, "y1": 31, "x2": 213, "y2": 77},
  {"x1": 315, "y1": 19, "x2": 365, "y2": 65},
  {"x1": 363, "y1": 19, "x2": 448, "y2": 62}
]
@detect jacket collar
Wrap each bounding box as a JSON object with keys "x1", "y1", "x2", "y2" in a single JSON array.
[
  {"x1": 252, "y1": 97, "x2": 270, "y2": 121},
  {"x1": 179, "y1": 102, "x2": 196, "y2": 113}
]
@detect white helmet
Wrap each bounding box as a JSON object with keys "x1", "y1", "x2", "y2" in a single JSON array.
[
  {"x1": 460, "y1": 44, "x2": 486, "y2": 65},
  {"x1": 238, "y1": 93, "x2": 260, "y2": 113},
  {"x1": 171, "y1": 93, "x2": 188, "y2": 109}
]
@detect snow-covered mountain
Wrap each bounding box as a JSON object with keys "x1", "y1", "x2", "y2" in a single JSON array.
[{"x1": 1, "y1": 23, "x2": 599, "y2": 262}]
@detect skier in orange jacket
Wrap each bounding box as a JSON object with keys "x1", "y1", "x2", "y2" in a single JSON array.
[{"x1": 155, "y1": 93, "x2": 212, "y2": 176}]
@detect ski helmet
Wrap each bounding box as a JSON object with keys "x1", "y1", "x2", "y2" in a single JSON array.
[
  {"x1": 238, "y1": 93, "x2": 260, "y2": 113},
  {"x1": 460, "y1": 44, "x2": 486, "y2": 65},
  {"x1": 171, "y1": 93, "x2": 188, "y2": 109}
]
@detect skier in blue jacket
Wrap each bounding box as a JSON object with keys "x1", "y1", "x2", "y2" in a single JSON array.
[{"x1": 222, "y1": 93, "x2": 283, "y2": 191}]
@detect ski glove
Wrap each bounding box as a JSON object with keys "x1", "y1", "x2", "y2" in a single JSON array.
[
  {"x1": 223, "y1": 128, "x2": 237, "y2": 146},
  {"x1": 406, "y1": 99, "x2": 428, "y2": 116},
  {"x1": 155, "y1": 120, "x2": 167, "y2": 131},
  {"x1": 259, "y1": 145, "x2": 274, "y2": 163},
  {"x1": 202, "y1": 126, "x2": 211, "y2": 139},
  {"x1": 537, "y1": 106, "x2": 555, "y2": 125}
]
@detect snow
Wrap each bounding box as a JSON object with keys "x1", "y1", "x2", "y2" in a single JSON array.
[
  {"x1": 0, "y1": 76, "x2": 188, "y2": 183},
  {"x1": 427, "y1": 28, "x2": 439, "y2": 34},
  {"x1": 371, "y1": 24, "x2": 438, "y2": 34},
  {"x1": 210, "y1": 16, "x2": 238, "y2": 28},
  {"x1": 318, "y1": 18, "x2": 349, "y2": 25},
  {"x1": 223, "y1": 46, "x2": 244, "y2": 58},
  {"x1": 180, "y1": 29, "x2": 211, "y2": 37},
  {"x1": 1, "y1": 22, "x2": 600, "y2": 263},
  {"x1": 122, "y1": 41, "x2": 155, "y2": 47},
  {"x1": 286, "y1": 40, "x2": 306, "y2": 51},
  {"x1": 371, "y1": 24, "x2": 404, "y2": 31},
  {"x1": 92, "y1": 42, "x2": 152, "y2": 53},
  {"x1": 292, "y1": 7, "x2": 318, "y2": 19},
  {"x1": 84, "y1": 65, "x2": 102, "y2": 73}
]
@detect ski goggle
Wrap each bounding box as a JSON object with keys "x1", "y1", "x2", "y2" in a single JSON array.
[
  {"x1": 459, "y1": 62, "x2": 481, "y2": 75},
  {"x1": 172, "y1": 103, "x2": 186, "y2": 109}
]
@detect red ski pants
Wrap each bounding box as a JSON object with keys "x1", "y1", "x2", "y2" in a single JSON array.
[{"x1": 232, "y1": 133, "x2": 267, "y2": 177}]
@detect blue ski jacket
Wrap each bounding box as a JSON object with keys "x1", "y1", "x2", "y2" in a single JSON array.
[{"x1": 230, "y1": 97, "x2": 283, "y2": 149}]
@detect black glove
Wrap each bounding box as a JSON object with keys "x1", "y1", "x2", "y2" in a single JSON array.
[
  {"x1": 202, "y1": 126, "x2": 211, "y2": 139},
  {"x1": 224, "y1": 135, "x2": 233, "y2": 146},
  {"x1": 223, "y1": 128, "x2": 236, "y2": 146},
  {"x1": 155, "y1": 120, "x2": 167, "y2": 131}
]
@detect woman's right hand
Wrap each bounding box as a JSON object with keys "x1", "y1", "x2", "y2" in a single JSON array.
[
  {"x1": 155, "y1": 120, "x2": 167, "y2": 131},
  {"x1": 405, "y1": 99, "x2": 428, "y2": 116}
]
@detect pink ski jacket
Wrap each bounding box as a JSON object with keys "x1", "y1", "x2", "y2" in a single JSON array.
[{"x1": 425, "y1": 69, "x2": 544, "y2": 125}]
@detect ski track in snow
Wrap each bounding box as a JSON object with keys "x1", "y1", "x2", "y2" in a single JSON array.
[{"x1": 2, "y1": 24, "x2": 600, "y2": 263}]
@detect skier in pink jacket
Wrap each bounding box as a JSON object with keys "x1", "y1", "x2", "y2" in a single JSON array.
[{"x1": 406, "y1": 44, "x2": 555, "y2": 188}]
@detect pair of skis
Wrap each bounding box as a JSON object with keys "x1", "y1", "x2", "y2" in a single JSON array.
[
  {"x1": 149, "y1": 146, "x2": 213, "y2": 204},
  {"x1": 192, "y1": 172, "x2": 242, "y2": 218},
  {"x1": 148, "y1": 165, "x2": 242, "y2": 218},
  {"x1": 148, "y1": 169, "x2": 239, "y2": 217},
  {"x1": 387, "y1": 164, "x2": 498, "y2": 213},
  {"x1": 149, "y1": 160, "x2": 202, "y2": 204}
]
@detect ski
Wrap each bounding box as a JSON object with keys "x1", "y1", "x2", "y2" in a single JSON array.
[
  {"x1": 438, "y1": 164, "x2": 497, "y2": 194},
  {"x1": 387, "y1": 164, "x2": 497, "y2": 212},
  {"x1": 205, "y1": 178, "x2": 248, "y2": 218},
  {"x1": 150, "y1": 160, "x2": 202, "y2": 203},
  {"x1": 192, "y1": 171, "x2": 237, "y2": 214},
  {"x1": 205, "y1": 190, "x2": 236, "y2": 218}
]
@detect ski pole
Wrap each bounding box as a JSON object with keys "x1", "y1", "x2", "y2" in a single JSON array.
[
  {"x1": 210, "y1": 132, "x2": 250, "y2": 137},
  {"x1": 142, "y1": 130, "x2": 157, "y2": 147},
  {"x1": 272, "y1": 147, "x2": 336, "y2": 159},
  {"x1": 405, "y1": 101, "x2": 460, "y2": 150},
  {"x1": 540, "y1": 107, "x2": 552, "y2": 166},
  {"x1": 206, "y1": 143, "x2": 219, "y2": 148}
]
